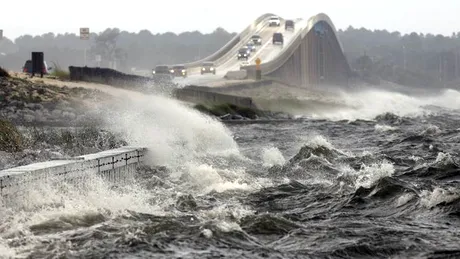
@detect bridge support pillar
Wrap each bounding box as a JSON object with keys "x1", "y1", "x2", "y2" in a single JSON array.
[{"x1": 255, "y1": 70, "x2": 261, "y2": 80}]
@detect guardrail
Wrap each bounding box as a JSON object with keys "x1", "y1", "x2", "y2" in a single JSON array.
[{"x1": 0, "y1": 147, "x2": 147, "y2": 199}]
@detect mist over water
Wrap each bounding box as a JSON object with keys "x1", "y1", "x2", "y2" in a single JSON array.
[
  {"x1": 1, "y1": 85, "x2": 460, "y2": 258},
  {"x1": 306, "y1": 87, "x2": 460, "y2": 121}
]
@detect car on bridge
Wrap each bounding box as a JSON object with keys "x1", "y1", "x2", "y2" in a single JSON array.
[
  {"x1": 251, "y1": 35, "x2": 262, "y2": 45},
  {"x1": 285, "y1": 20, "x2": 295, "y2": 31},
  {"x1": 170, "y1": 65, "x2": 187, "y2": 77},
  {"x1": 246, "y1": 42, "x2": 256, "y2": 52},
  {"x1": 272, "y1": 32, "x2": 284, "y2": 45},
  {"x1": 153, "y1": 65, "x2": 170, "y2": 75},
  {"x1": 237, "y1": 48, "x2": 250, "y2": 60},
  {"x1": 200, "y1": 61, "x2": 216, "y2": 75},
  {"x1": 242, "y1": 46, "x2": 252, "y2": 55},
  {"x1": 268, "y1": 16, "x2": 281, "y2": 27},
  {"x1": 152, "y1": 65, "x2": 173, "y2": 79}
]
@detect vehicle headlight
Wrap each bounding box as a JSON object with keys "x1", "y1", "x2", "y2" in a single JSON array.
[
  {"x1": 202, "y1": 68, "x2": 205, "y2": 70},
  {"x1": 210, "y1": 67, "x2": 214, "y2": 71},
  {"x1": 152, "y1": 71, "x2": 156, "y2": 74},
  {"x1": 182, "y1": 69, "x2": 186, "y2": 73},
  {"x1": 244, "y1": 54, "x2": 247, "y2": 57},
  {"x1": 258, "y1": 39, "x2": 261, "y2": 42},
  {"x1": 238, "y1": 54, "x2": 241, "y2": 56},
  {"x1": 170, "y1": 69, "x2": 174, "y2": 73}
]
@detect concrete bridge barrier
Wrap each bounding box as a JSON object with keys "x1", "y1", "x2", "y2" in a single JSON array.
[
  {"x1": 224, "y1": 70, "x2": 248, "y2": 80},
  {"x1": 174, "y1": 87, "x2": 255, "y2": 108},
  {"x1": 0, "y1": 146, "x2": 147, "y2": 201},
  {"x1": 68, "y1": 66, "x2": 176, "y2": 93}
]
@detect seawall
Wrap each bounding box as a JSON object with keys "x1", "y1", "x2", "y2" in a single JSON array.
[
  {"x1": 0, "y1": 146, "x2": 147, "y2": 200},
  {"x1": 174, "y1": 87, "x2": 256, "y2": 108},
  {"x1": 68, "y1": 66, "x2": 175, "y2": 93}
]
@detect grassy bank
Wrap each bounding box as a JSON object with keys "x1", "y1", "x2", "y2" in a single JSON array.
[{"x1": 50, "y1": 62, "x2": 70, "y2": 80}]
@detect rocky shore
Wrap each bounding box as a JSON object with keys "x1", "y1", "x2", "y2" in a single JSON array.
[{"x1": 0, "y1": 71, "x2": 114, "y2": 126}]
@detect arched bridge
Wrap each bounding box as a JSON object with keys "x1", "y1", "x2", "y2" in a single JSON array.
[{"x1": 168, "y1": 13, "x2": 351, "y2": 89}]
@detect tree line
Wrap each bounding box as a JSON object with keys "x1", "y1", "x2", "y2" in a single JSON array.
[
  {"x1": 338, "y1": 26, "x2": 460, "y2": 87},
  {"x1": 0, "y1": 28, "x2": 236, "y2": 73},
  {"x1": 1, "y1": 25, "x2": 460, "y2": 87}
]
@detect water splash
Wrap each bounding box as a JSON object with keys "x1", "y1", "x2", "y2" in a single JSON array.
[
  {"x1": 261, "y1": 146, "x2": 285, "y2": 167},
  {"x1": 102, "y1": 94, "x2": 241, "y2": 168}
]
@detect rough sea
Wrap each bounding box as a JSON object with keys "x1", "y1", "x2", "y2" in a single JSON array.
[{"x1": 1, "y1": 87, "x2": 460, "y2": 258}]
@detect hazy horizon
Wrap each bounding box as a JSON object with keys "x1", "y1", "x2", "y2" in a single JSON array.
[{"x1": 0, "y1": 0, "x2": 458, "y2": 41}]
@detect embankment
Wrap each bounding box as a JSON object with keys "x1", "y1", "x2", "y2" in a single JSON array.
[{"x1": 0, "y1": 75, "x2": 114, "y2": 126}]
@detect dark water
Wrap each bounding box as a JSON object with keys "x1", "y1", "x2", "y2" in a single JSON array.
[{"x1": 1, "y1": 106, "x2": 460, "y2": 258}]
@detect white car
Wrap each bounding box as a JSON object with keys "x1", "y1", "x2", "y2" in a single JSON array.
[{"x1": 268, "y1": 16, "x2": 281, "y2": 27}]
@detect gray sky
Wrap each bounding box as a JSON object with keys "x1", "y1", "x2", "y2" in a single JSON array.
[{"x1": 0, "y1": 0, "x2": 457, "y2": 40}]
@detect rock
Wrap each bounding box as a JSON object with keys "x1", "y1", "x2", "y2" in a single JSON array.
[
  {"x1": 62, "y1": 111, "x2": 76, "y2": 120},
  {"x1": 176, "y1": 194, "x2": 198, "y2": 212},
  {"x1": 231, "y1": 114, "x2": 245, "y2": 120},
  {"x1": 220, "y1": 114, "x2": 232, "y2": 120},
  {"x1": 23, "y1": 114, "x2": 35, "y2": 123},
  {"x1": 51, "y1": 110, "x2": 62, "y2": 118}
]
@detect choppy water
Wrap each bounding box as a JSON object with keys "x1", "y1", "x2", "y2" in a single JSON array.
[{"x1": 1, "y1": 88, "x2": 460, "y2": 258}]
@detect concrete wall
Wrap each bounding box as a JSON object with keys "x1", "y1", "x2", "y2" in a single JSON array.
[
  {"x1": 69, "y1": 66, "x2": 175, "y2": 93},
  {"x1": 0, "y1": 146, "x2": 147, "y2": 199},
  {"x1": 174, "y1": 87, "x2": 256, "y2": 108},
  {"x1": 186, "y1": 80, "x2": 273, "y2": 94}
]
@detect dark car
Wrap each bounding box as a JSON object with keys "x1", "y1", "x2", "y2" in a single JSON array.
[
  {"x1": 272, "y1": 33, "x2": 284, "y2": 45},
  {"x1": 153, "y1": 65, "x2": 170, "y2": 74},
  {"x1": 171, "y1": 65, "x2": 187, "y2": 77},
  {"x1": 246, "y1": 42, "x2": 256, "y2": 52},
  {"x1": 251, "y1": 35, "x2": 262, "y2": 46},
  {"x1": 152, "y1": 65, "x2": 173, "y2": 80},
  {"x1": 237, "y1": 48, "x2": 250, "y2": 60},
  {"x1": 285, "y1": 20, "x2": 295, "y2": 31},
  {"x1": 201, "y1": 61, "x2": 216, "y2": 75},
  {"x1": 22, "y1": 60, "x2": 52, "y2": 75}
]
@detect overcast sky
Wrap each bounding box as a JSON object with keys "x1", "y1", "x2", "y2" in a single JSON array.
[{"x1": 0, "y1": 0, "x2": 457, "y2": 40}]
